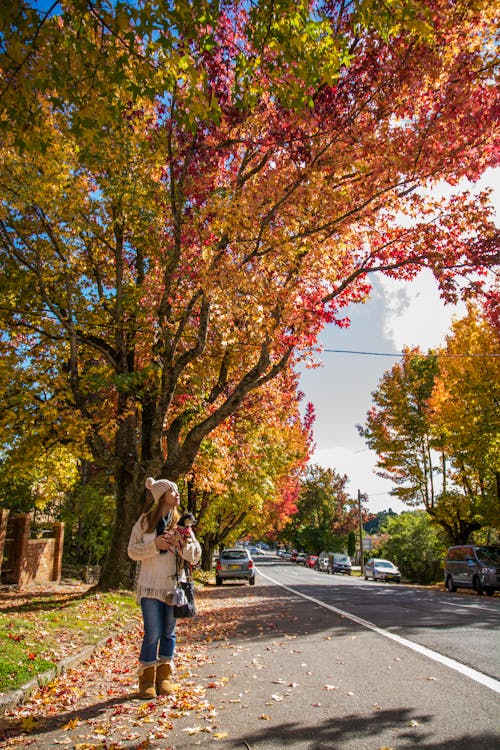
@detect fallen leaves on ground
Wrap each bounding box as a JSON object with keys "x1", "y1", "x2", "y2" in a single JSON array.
[
  {"x1": 0, "y1": 582, "x2": 432, "y2": 749},
  {"x1": 0, "y1": 587, "x2": 236, "y2": 749}
]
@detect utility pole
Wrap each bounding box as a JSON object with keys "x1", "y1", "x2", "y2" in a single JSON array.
[{"x1": 357, "y1": 489, "x2": 366, "y2": 576}]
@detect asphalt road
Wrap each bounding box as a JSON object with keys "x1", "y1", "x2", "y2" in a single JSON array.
[
  {"x1": 166, "y1": 552, "x2": 500, "y2": 750},
  {"x1": 258, "y1": 555, "x2": 500, "y2": 684},
  {"x1": 6, "y1": 553, "x2": 498, "y2": 750}
]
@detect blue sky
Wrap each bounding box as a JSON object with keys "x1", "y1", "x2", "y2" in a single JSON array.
[{"x1": 298, "y1": 168, "x2": 499, "y2": 515}]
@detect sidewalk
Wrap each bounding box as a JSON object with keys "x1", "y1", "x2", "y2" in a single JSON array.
[{"x1": 1, "y1": 577, "x2": 498, "y2": 749}]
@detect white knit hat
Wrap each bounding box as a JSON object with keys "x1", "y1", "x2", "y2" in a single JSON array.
[{"x1": 145, "y1": 477, "x2": 178, "y2": 504}]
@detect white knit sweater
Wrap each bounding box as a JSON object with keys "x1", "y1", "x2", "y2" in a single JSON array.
[{"x1": 127, "y1": 516, "x2": 202, "y2": 604}]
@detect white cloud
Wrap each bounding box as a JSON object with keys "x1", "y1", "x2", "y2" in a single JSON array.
[
  {"x1": 300, "y1": 168, "x2": 499, "y2": 517},
  {"x1": 378, "y1": 270, "x2": 466, "y2": 352},
  {"x1": 378, "y1": 168, "x2": 499, "y2": 353}
]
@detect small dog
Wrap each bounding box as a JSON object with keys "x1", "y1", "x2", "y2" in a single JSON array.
[{"x1": 177, "y1": 510, "x2": 197, "y2": 539}]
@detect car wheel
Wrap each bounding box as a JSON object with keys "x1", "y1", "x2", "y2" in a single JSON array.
[
  {"x1": 485, "y1": 587, "x2": 494, "y2": 596},
  {"x1": 473, "y1": 575, "x2": 484, "y2": 595},
  {"x1": 249, "y1": 576, "x2": 255, "y2": 585},
  {"x1": 216, "y1": 576, "x2": 222, "y2": 586},
  {"x1": 446, "y1": 576, "x2": 456, "y2": 593},
  {"x1": 364, "y1": 575, "x2": 368, "y2": 580}
]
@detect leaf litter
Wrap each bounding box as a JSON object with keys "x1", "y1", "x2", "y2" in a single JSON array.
[{"x1": 0, "y1": 588, "x2": 238, "y2": 749}]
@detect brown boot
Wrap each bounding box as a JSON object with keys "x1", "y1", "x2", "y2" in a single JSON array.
[
  {"x1": 156, "y1": 662, "x2": 178, "y2": 695},
  {"x1": 138, "y1": 665, "x2": 157, "y2": 699}
]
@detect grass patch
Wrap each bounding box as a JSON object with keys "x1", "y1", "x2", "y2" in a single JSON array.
[{"x1": 0, "y1": 585, "x2": 139, "y2": 694}]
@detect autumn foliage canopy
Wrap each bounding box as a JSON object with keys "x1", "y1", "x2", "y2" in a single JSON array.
[{"x1": 0, "y1": 0, "x2": 498, "y2": 584}]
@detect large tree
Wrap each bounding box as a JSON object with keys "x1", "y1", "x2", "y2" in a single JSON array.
[
  {"x1": 429, "y1": 306, "x2": 500, "y2": 542},
  {"x1": 186, "y1": 369, "x2": 314, "y2": 568},
  {"x1": 0, "y1": 1, "x2": 498, "y2": 586},
  {"x1": 359, "y1": 350, "x2": 441, "y2": 507},
  {"x1": 360, "y1": 311, "x2": 500, "y2": 544}
]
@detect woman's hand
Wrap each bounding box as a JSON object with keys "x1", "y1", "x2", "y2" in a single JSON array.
[{"x1": 155, "y1": 529, "x2": 180, "y2": 552}]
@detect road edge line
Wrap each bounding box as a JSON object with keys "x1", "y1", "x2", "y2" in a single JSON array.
[{"x1": 257, "y1": 568, "x2": 500, "y2": 695}]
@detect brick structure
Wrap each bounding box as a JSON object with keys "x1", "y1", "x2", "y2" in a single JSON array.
[
  {"x1": 0, "y1": 508, "x2": 10, "y2": 574},
  {"x1": 1, "y1": 512, "x2": 65, "y2": 587}
]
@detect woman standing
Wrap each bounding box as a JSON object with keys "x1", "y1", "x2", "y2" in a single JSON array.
[{"x1": 127, "y1": 476, "x2": 201, "y2": 699}]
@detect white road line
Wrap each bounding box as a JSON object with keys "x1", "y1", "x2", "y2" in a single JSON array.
[{"x1": 257, "y1": 568, "x2": 500, "y2": 695}]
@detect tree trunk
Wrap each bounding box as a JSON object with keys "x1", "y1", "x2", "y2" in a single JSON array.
[
  {"x1": 99, "y1": 472, "x2": 144, "y2": 589},
  {"x1": 437, "y1": 518, "x2": 482, "y2": 546},
  {"x1": 99, "y1": 410, "x2": 145, "y2": 589},
  {"x1": 201, "y1": 539, "x2": 217, "y2": 572}
]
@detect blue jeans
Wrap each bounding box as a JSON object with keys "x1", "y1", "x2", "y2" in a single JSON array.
[{"x1": 139, "y1": 597, "x2": 176, "y2": 664}]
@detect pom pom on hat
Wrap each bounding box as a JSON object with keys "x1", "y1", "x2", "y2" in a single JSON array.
[{"x1": 145, "y1": 476, "x2": 178, "y2": 504}]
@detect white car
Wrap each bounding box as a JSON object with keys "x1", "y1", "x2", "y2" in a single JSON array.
[{"x1": 364, "y1": 558, "x2": 401, "y2": 583}]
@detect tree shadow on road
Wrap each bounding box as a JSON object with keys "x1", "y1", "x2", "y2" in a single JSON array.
[
  {"x1": 200, "y1": 559, "x2": 500, "y2": 645},
  {"x1": 226, "y1": 708, "x2": 498, "y2": 750}
]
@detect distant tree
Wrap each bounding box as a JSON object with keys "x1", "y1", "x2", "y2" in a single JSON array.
[
  {"x1": 363, "y1": 508, "x2": 398, "y2": 535},
  {"x1": 62, "y1": 466, "x2": 115, "y2": 567},
  {"x1": 347, "y1": 529, "x2": 356, "y2": 558},
  {"x1": 0, "y1": 445, "x2": 79, "y2": 517},
  {"x1": 283, "y1": 464, "x2": 359, "y2": 552},
  {"x1": 359, "y1": 350, "x2": 441, "y2": 507},
  {"x1": 184, "y1": 374, "x2": 314, "y2": 568},
  {"x1": 379, "y1": 511, "x2": 446, "y2": 584}
]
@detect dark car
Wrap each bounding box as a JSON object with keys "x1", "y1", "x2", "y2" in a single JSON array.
[
  {"x1": 215, "y1": 548, "x2": 255, "y2": 586},
  {"x1": 444, "y1": 545, "x2": 500, "y2": 596},
  {"x1": 328, "y1": 553, "x2": 352, "y2": 575}
]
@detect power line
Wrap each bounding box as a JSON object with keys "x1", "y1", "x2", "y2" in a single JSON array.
[
  {"x1": 324, "y1": 349, "x2": 500, "y2": 358},
  {"x1": 1, "y1": 307, "x2": 498, "y2": 358}
]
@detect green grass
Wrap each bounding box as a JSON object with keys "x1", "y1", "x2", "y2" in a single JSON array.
[{"x1": 0, "y1": 587, "x2": 139, "y2": 693}]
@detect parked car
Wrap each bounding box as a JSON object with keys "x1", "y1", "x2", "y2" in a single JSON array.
[
  {"x1": 290, "y1": 551, "x2": 299, "y2": 562},
  {"x1": 328, "y1": 553, "x2": 352, "y2": 575},
  {"x1": 215, "y1": 548, "x2": 255, "y2": 585},
  {"x1": 364, "y1": 558, "x2": 401, "y2": 582},
  {"x1": 318, "y1": 551, "x2": 333, "y2": 572},
  {"x1": 281, "y1": 550, "x2": 292, "y2": 560},
  {"x1": 296, "y1": 552, "x2": 307, "y2": 565},
  {"x1": 444, "y1": 545, "x2": 500, "y2": 596},
  {"x1": 305, "y1": 554, "x2": 319, "y2": 569}
]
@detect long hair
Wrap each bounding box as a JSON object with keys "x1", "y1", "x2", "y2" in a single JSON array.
[{"x1": 142, "y1": 493, "x2": 181, "y2": 534}]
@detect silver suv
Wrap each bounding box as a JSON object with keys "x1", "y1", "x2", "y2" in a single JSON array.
[
  {"x1": 444, "y1": 545, "x2": 499, "y2": 596},
  {"x1": 215, "y1": 548, "x2": 255, "y2": 586}
]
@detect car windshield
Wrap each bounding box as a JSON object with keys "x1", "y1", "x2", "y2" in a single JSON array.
[
  {"x1": 335, "y1": 555, "x2": 349, "y2": 563},
  {"x1": 221, "y1": 551, "x2": 248, "y2": 560},
  {"x1": 374, "y1": 561, "x2": 394, "y2": 568},
  {"x1": 477, "y1": 547, "x2": 500, "y2": 564}
]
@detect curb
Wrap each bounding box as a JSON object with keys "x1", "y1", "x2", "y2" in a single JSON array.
[
  {"x1": 0, "y1": 620, "x2": 140, "y2": 714},
  {"x1": 0, "y1": 645, "x2": 96, "y2": 714}
]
